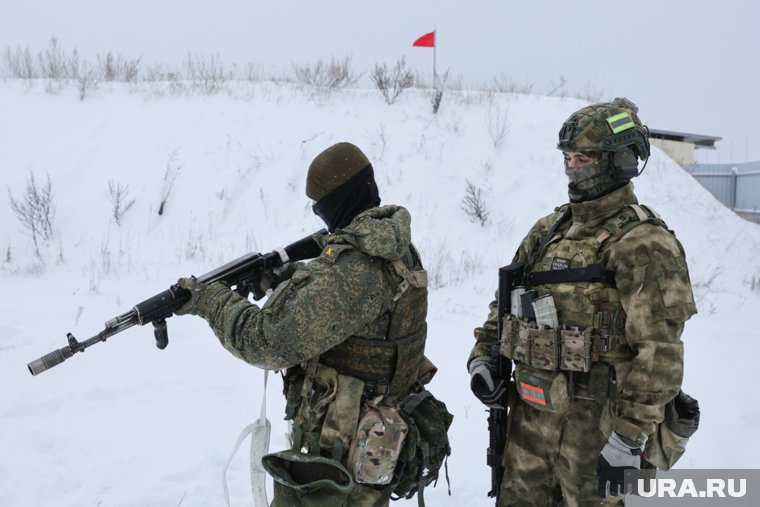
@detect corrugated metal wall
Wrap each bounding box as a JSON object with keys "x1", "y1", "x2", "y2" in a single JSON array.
[{"x1": 684, "y1": 161, "x2": 760, "y2": 222}]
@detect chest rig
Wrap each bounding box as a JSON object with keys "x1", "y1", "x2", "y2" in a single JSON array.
[{"x1": 500, "y1": 203, "x2": 668, "y2": 373}]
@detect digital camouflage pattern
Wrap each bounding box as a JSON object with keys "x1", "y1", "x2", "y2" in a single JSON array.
[
  {"x1": 190, "y1": 204, "x2": 429, "y2": 507},
  {"x1": 471, "y1": 183, "x2": 696, "y2": 506},
  {"x1": 192, "y1": 205, "x2": 418, "y2": 371}
]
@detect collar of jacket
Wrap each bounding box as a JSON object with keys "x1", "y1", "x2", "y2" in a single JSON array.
[
  {"x1": 320, "y1": 205, "x2": 412, "y2": 261},
  {"x1": 568, "y1": 182, "x2": 639, "y2": 228}
]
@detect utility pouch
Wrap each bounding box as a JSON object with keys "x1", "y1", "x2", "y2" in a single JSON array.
[
  {"x1": 348, "y1": 405, "x2": 408, "y2": 485},
  {"x1": 644, "y1": 390, "x2": 700, "y2": 470},
  {"x1": 319, "y1": 373, "x2": 365, "y2": 457},
  {"x1": 560, "y1": 326, "x2": 593, "y2": 372},
  {"x1": 393, "y1": 389, "x2": 453, "y2": 500},
  {"x1": 514, "y1": 363, "x2": 570, "y2": 413},
  {"x1": 296, "y1": 364, "x2": 338, "y2": 438},
  {"x1": 586, "y1": 363, "x2": 611, "y2": 404}
]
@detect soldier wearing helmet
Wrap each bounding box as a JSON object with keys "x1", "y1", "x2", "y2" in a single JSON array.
[
  {"x1": 469, "y1": 99, "x2": 698, "y2": 505},
  {"x1": 175, "y1": 142, "x2": 450, "y2": 506}
]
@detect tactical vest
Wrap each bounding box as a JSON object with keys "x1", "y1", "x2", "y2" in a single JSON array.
[
  {"x1": 286, "y1": 244, "x2": 429, "y2": 457},
  {"x1": 501, "y1": 203, "x2": 670, "y2": 373}
]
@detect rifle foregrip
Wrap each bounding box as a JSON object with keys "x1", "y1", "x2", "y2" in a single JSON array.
[{"x1": 27, "y1": 346, "x2": 74, "y2": 376}]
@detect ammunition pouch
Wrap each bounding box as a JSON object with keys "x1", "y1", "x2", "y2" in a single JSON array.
[
  {"x1": 502, "y1": 315, "x2": 626, "y2": 374},
  {"x1": 644, "y1": 390, "x2": 700, "y2": 470}
]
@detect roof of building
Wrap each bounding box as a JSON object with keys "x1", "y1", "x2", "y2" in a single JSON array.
[{"x1": 648, "y1": 128, "x2": 722, "y2": 150}]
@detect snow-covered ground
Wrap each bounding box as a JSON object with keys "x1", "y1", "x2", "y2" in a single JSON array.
[{"x1": 2, "y1": 80, "x2": 759, "y2": 506}]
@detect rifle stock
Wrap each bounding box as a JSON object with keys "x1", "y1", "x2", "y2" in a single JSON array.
[{"x1": 27, "y1": 229, "x2": 327, "y2": 376}]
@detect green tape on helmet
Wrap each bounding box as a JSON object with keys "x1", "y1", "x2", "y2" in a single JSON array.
[{"x1": 607, "y1": 112, "x2": 635, "y2": 134}]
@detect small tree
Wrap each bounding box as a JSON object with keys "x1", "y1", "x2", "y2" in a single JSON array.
[
  {"x1": 107, "y1": 180, "x2": 136, "y2": 225},
  {"x1": 371, "y1": 57, "x2": 414, "y2": 105},
  {"x1": 461, "y1": 180, "x2": 489, "y2": 226},
  {"x1": 158, "y1": 152, "x2": 181, "y2": 216},
  {"x1": 486, "y1": 104, "x2": 510, "y2": 148},
  {"x1": 8, "y1": 171, "x2": 56, "y2": 256},
  {"x1": 431, "y1": 89, "x2": 444, "y2": 114}
]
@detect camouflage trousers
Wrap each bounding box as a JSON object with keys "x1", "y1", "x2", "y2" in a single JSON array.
[{"x1": 499, "y1": 393, "x2": 624, "y2": 507}]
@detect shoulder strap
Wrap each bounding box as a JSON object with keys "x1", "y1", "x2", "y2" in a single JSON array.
[
  {"x1": 391, "y1": 244, "x2": 428, "y2": 302},
  {"x1": 524, "y1": 208, "x2": 572, "y2": 276},
  {"x1": 594, "y1": 203, "x2": 669, "y2": 245}
]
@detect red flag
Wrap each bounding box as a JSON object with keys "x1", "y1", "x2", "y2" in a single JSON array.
[{"x1": 413, "y1": 31, "x2": 435, "y2": 48}]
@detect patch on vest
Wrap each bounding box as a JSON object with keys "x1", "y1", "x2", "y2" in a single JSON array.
[{"x1": 551, "y1": 257, "x2": 570, "y2": 270}]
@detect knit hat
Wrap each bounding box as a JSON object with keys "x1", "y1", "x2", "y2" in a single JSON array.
[{"x1": 306, "y1": 142, "x2": 371, "y2": 201}]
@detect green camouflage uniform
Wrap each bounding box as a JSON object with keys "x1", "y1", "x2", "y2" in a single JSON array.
[
  {"x1": 470, "y1": 183, "x2": 696, "y2": 506},
  {"x1": 192, "y1": 205, "x2": 429, "y2": 507}
]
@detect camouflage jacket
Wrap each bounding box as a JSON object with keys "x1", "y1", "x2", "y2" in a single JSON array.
[
  {"x1": 470, "y1": 183, "x2": 697, "y2": 443},
  {"x1": 192, "y1": 205, "x2": 426, "y2": 373}
]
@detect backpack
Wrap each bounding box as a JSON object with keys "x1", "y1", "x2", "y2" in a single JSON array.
[{"x1": 391, "y1": 389, "x2": 454, "y2": 504}]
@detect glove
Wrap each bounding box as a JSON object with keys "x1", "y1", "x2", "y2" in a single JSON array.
[
  {"x1": 597, "y1": 432, "x2": 644, "y2": 498},
  {"x1": 469, "y1": 356, "x2": 507, "y2": 408},
  {"x1": 244, "y1": 262, "x2": 300, "y2": 301},
  {"x1": 174, "y1": 276, "x2": 208, "y2": 316}
]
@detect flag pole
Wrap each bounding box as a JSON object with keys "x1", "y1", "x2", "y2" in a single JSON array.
[{"x1": 433, "y1": 29, "x2": 438, "y2": 91}]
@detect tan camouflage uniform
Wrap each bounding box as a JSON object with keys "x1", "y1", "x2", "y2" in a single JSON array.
[
  {"x1": 470, "y1": 183, "x2": 697, "y2": 506},
  {"x1": 192, "y1": 205, "x2": 428, "y2": 507}
]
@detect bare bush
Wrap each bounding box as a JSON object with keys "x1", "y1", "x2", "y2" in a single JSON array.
[
  {"x1": 547, "y1": 75, "x2": 568, "y2": 97},
  {"x1": 185, "y1": 52, "x2": 227, "y2": 93},
  {"x1": 461, "y1": 180, "x2": 489, "y2": 226},
  {"x1": 292, "y1": 56, "x2": 360, "y2": 92},
  {"x1": 371, "y1": 57, "x2": 414, "y2": 105},
  {"x1": 107, "y1": 181, "x2": 136, "y2": 225},
  {"x1": 38, "y1": 37, "x2": 69, "y2": 79},
  {"x1": 489, "y1": 74, "x2": 535, "y2": 95},
  {"x1": 77, "y1": 60, "x2": 98, "y2": 100},
  {"x1": 3, "y1": 46, "x2": 38, "y2": 79},
  {"x1": 8, "y1": 172, "x2": 56, "y2": 256},
  {"x1": 431, "y1": 89, "x2": 444, "y2": 114},
  {"x1": 486, "y1": 104, "x2": 511, "y2": 148},
  {"x1": 571, "y1": 83, "x2": 605, "y2": 103},
  {"x1": 159, "y1": 152, "x2": 181, "y2": 216},
  {"x1": 96, "y1": 51, "x2": 141, "y2": 82}
]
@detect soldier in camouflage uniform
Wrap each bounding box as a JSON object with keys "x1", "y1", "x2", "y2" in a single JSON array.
[
  {"x1": 468, "y1": 98, "x2": 697, "y2": 506},
  {"x1": 176, "y1": 142, "x2": 433, "y2": 506}
]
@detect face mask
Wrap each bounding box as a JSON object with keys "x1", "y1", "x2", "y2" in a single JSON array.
[{"x1": 565, "y1": 157, "x2": 628, "y2": 202}]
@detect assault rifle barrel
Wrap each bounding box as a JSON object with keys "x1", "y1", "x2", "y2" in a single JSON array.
[{"x1": 27, "y1": 229, "x2": 326, "y2": 376}]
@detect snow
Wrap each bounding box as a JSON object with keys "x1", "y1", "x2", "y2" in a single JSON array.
[{"x1": 1, "y1": 80, "x2": 759, "y2": 506}]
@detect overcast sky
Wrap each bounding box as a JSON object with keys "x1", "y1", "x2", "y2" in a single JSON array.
[{"x1": 2, "y1": 0, "x2": 758, "y2": 164}]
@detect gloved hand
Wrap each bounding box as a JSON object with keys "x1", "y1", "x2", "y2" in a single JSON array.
[
  {"x1": 174, "y1": 276, "x2": 208, "y2": 316},
  {"x1": 597, "y1": 432, "x2": 644, "y2": 498},
  {"x1": 244, "y1": 262, "x2": 299, "y2": 301},
  {"x1": 469, "y1": 356, "x2": 507, "y2": 408}
]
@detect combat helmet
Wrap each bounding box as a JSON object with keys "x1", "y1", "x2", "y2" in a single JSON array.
[{"x1": 557, "y1": 97, "x2": 650, "y2": 201}]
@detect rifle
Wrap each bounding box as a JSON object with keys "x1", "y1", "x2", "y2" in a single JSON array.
[
  {"x1": 487, "y1": 262, "x2": 523, "y2": 503},
  {"x1": 27, "y1": 229, "x2": 327, "y2": 376}
]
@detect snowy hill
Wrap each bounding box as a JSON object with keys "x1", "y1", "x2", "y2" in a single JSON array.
[{"x1": 2, "y1": 80, "x2": 760, "y2": 507}]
